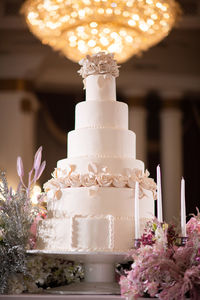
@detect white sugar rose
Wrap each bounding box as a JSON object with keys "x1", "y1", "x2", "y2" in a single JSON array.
[
  {"x1": 68, "y1": 173, "x2": 81, "y2": 187},
  {"x1": 87, "y1": 63, "x2": 96, "y2": 75},
  {"x1": 43, "y1": 178, "x2": 60, "y2": 192},
  {"x1": 57, "y1": 177, "x2": 71, "y2": 188},
  {"x1": 52, "y1": 168, "x2": 58, "y2": 178},
  {"x1": 132, "y1": 184, "x2": 144, "y2": 199},
  {"x1": 140, "y1": 177, "x2": 157, "y2": 198},
  {"x1": 81, "y1": 173, "x2": 97, "y2": 187},
  {"x1": 135, "y1": 168, "x2": 143, "y2": 177},
  {"x1": 97, "y1": 173, "x2": 113, "y2": 187},
  {"x1": 99, "y1": 62, "x2": 108, "y2": 73},
  {"x1": 62, "y1": 176, "x2": 71, "y2": 187},
  {"x1": 78, "y1": 52, "x2": 119, "y2": 79},
  {"x1": 127, "y1": 176, "x2": 137, "y2": 189},
  {"x1": 54, "y1": 189, "x2": 62, "y2": 200},
  {"x1": 127, "y1": 169, "x2": 143, "y2": 188},
  {"x1": 48, "y1": 188, "x2": 62, "y2": 200},
  {"x1": 112, "y1": 175, "x2": 127, "y2": 188},
  {"x1": 140, "y1": 177, "x2": 156, "y2": 189}
]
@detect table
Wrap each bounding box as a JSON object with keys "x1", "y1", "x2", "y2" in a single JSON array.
[{"x1": 0, "y1": 296, "x2": 128, "y2": 300}]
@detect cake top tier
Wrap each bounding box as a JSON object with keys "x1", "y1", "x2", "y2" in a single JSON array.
[{"x1": 78, "y1": 52, "x2": 120, "y2": 79}]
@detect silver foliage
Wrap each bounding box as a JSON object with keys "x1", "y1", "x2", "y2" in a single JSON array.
[{"x1": 0, "y1": 171, "x2": 34, "y2": 293}]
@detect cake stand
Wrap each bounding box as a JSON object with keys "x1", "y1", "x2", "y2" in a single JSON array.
[{"x1": 27, "y1": 250, "x2": 129, "y2": 295}]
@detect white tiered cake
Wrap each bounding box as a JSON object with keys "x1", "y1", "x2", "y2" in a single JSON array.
[{"x1": 37, "y1": 53, "x2": 156, "y2": 252}]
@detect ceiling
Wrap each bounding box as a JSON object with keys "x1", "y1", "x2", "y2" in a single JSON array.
[{"x1": 0, "y1": 0, "x2": 200, "y2": 95}]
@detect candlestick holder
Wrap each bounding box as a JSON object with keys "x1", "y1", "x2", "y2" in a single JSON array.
[
  {"x1": 134, "y1": 238, "x2": 142, "y2": 249},
  {"x1": 176, "y1": 236, "x2": 188, "y2": 246}
]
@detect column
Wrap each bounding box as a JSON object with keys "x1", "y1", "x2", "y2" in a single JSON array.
[
  {"x1": 0, "y1": 80, "x2": 38, "y2": 189},
  {"x1": 160, "y1": 91, "x2": 183, "y2": 223},
  {"x1": 128, "y1": 94, "x2": 147, "y2": 165}
]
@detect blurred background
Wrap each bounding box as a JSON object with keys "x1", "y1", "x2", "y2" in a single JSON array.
[{"x1": 0, "y1": 0, "x2": 199, "y2": 223}]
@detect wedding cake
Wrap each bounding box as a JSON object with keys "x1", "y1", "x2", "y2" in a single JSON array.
[{"x1": 37, "y1": 53, "x2": 156, "y2": 252}]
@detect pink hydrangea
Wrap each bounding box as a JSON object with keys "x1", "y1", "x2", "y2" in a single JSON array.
[
  {"x1": 187, "y1": 216, "x2": 200, "y2": 236},
  {"x1": 119, "y1": 213, "x2": 200, "y2": 300}
]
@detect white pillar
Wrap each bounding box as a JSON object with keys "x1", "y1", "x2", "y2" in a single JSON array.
[
  {"x1": 129, "y1": 96, "x2": 147, "y2": 165},
  {"x1": 0, "y1": 82, "x2": 38, "y2": 189},
  {"x1": 160, "y1": 92, "x2": 183, "y2": 223}
]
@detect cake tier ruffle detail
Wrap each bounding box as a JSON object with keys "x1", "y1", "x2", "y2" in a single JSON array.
[{"x1": 44, "y1": 163, "x2": 157, "y2": 201}]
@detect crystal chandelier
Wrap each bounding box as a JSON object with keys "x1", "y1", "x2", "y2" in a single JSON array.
[{"x1": 21, "y1": 0, "x2": 180, "y2": 63}]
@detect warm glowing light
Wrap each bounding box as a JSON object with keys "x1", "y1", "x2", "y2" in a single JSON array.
[
  {"x1": 147, "y1": 19, "x2": 154, "y2": 26},
  {"x1": 77, "y1": 26, "x2": 84, "y2": 33},
  {"x1": 94, "y1": 46, "x2": 101, "y2": 53},
  {"x1": 132, "y1": 14, "x2": 140, "y2": 21},
  {"x1": 151, "y1": 13, "x2": 158, "y2": 20},
  {"x1": 110, "y1": 32, "x2": 119, "y2": 39},
  {"x1": 91, "y1": 29, "x2": 98, "y2": 34},
  {"x1": 103, "y1": 28, "x2": 111, "y2": 34},
  {"x1": 21, "y1": 0, "x2": 180, "y2": 63},
  {"x1": 31, "y1": 185, "x2": 41, "y2": 204},
  {"x1": 139, "y1": 22, "x2": 149, "y2": 32},
  {"x1": 146, "y1": 0, "x2": 153, "y2": 4},
  {"x1": 98, "y1": 8, "x2": 104, "y2": 14},
  {"x1": 111, "y1": 2, "x2": 117, "y2": 8},
  {"x1": 88, "y1": 39, "x2": 96, "y2": 47},
  {"x1": 69, "y1": 35, "x2": 77, "y2": 42},
  {"x1": 123, "y1": 11, "x2": 130, "y2": 17},
  {"x1": 100, "y1": 36, "x2": 109, "y2": 46},
  {"x1": 114, "y1": 9, "x2": 121, "y2": 15},
  {"x1": 78, "y1": 9, "x2": 85, "y2": 18},
  {"x1": 106, "y1": 8, "x2": 113, "y2": 15},
  {"x1": 164, "y1": 13, "x2": 170, "y2": 19},
  {"x1": 119, "y1": 30, "x2": 127, "y2": 37},
  {"x1": 90, "y1": 22, "x2": 98, "y2": 28},
  {"x1": 126, "y1": 35, "x2": 133, "y2": 43},
  {"x1": 128, "y1": 19, "x2": 136, "y2": 26}
]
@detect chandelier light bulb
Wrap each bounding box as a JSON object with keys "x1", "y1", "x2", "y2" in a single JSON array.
[{"x1": 21, "y1": 0, "x2": 180, "y2": 63}]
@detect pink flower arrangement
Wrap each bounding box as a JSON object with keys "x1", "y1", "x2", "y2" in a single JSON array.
[
  {"x1": 140, "y1": 219, "x2": 178, "y2": 248},
  {"x1": 187, "y1": 208, "x2": 200, "y2": 237},
  {"x1": 119, "y1": 216, "x2": 200, "y2": 300}
]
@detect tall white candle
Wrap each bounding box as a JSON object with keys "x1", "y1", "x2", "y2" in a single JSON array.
[
  {"x1": 134, "y1": 181, "x2": 140, "y2": 239},
  {"x1": 156, "y1": 165, "x2": 163, "y2": 223},
  {"x1": 181, "y1": 177, "x2": 186, "y2": 237}
]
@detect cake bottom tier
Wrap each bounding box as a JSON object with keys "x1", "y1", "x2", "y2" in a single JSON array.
[{"x1": 37, "y1": 187, "x2": 154, "y2": 252}]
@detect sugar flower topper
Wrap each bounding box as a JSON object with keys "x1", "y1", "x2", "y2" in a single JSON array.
[{"x1": 78, "y1": 52, "x2": 120, "y2": 79}]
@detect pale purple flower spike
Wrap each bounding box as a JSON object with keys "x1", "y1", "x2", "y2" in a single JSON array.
[
  {"x1": 16, "y1": 146, "x2": 46, "y2": 196},
  {"x1": 33, "y1": 146, "x2": 42, "y2": 170},
  {"x1": 17, "y1": 156, "x2": 24, "y2": 178},
  {"x1": 35, "y1": 161, "x2": 46, "y2": 181}
]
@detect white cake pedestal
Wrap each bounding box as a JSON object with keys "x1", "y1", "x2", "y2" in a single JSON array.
[{"x1": 27, "y1": 250, "x2": 128, "y2": 295}]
